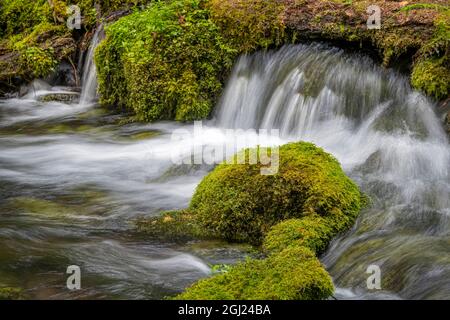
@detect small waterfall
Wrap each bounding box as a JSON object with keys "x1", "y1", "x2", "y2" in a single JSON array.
[
  {"x1": 214, "y1": 44, "x2": 450, "y2": 299},
  {"x1": 79, "y1": 25, "x2": 104, "y2": 105}
]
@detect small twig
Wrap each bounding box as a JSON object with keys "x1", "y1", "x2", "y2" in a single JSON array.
[{"x1": 67, "y1": 56, "x2": 80, "y2": 88}]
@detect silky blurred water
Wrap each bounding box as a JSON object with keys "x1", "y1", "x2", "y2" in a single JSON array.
[
  {"x1": 214, "y1": 44, "x2": 450, "y2": 299},
  {"x1": 0, "y1": 43, "x2": 448, "y2": 299}
]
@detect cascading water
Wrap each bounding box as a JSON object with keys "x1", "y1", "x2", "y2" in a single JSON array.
[
  {"x1": 79, "y1": 26, "x2": 104, "y2": 105},
  {"x1": 0, "y1": 43, "x2": 448, "y2": 299},
  {"x1": 214, "y1": 44, "x2": 450, "y2": 299}
]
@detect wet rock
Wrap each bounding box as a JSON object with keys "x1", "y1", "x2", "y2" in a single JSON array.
[
  {"x1": 37, "y1": 92, "x2": 80, "y2": 103},
  {"x1": 0, "y1": 36, "x2": 76, "y2": 94}
]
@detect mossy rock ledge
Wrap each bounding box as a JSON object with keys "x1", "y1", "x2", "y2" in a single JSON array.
[
  {"x1": 137, "y1": 142, "x2": 364, "y2": 300},
  {"x1": 94, "y1": 0, "x2": 449, "y2": 122},
  {"x1": 1, "y1": 0, "x2": 448, "y2": 104}
]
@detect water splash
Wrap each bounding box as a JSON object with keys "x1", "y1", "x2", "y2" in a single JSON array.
[{"x1": 214, "y1": 44, "x2": 450, "y2": 299}]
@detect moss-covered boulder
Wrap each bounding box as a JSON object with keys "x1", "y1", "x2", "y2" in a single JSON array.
[
  {"x1": 190, "y1": 142, "x2": 361, "y2": 245},
  {"x1": 137, "y1": 142, "x2": 362, "y2": 300},
  {"x1": 94, "y1": 0, "x2": 292, "y2": 121},
  {"x1": 95, "y1": 0, "x2": 236, "y2": 122}
]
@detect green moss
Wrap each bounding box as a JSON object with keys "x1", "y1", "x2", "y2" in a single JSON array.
[
  {"x1": 19, "y1": 47, "x2": 58, "y2": 78},
  {"x1": 400, "y1": 3, "x2": 449, "y2": 13},
  {"x1": 190, "y1": 142, "x2": 362, "y2": 245},
  {"x1": 2, "y1": 0, "x2": 449, "y2": 102},
  {"x1": 74, "y1": 0, "x2": 153, "y2": 28},
  {"x1": 400, "y1": 9, "x2": 449, "y2": 99},
  {"x1": 263, "y1": 215, "x2": 333, "y2": 254},
  {"x1": 135, "y1": 210, "x2": 214, "y2": 242},
  {"x1": 177, "y1": 246, "x2": 333, "y2": 300},
  {"x1": 412, "y1": 56, "x2": 450, "y2": 100},
  {"x1": 95, "y1": 0, "x2": 236, "y2": 122},
  {"x1": 0, "y1": 287, "x2": 24, "y2": 300},
  {"x1": 0, "y1": 0, "x2": 51, "y2": 37},
  {"x1": 10, "y1": 22, "x2": 68, "y2": 51},
  {"x1": 0, "y1": 0, "x2": 151, "y2": 41},
  {"x1": 95, "y1": 0, "x2": 288, "y2": 121}
]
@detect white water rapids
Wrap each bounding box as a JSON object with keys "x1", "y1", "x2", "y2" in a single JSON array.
[{"x1": 0, "y1": 43, "x2": 448, "y2": 299}]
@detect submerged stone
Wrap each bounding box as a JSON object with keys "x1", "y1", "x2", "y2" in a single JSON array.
[
  {"x1": 37, "y1": 92, "x2": 80, "y2": 104},
  {"x1": 126, "y1": 131, "x2": 161, "y2": 141},
  {"x1": 11, "y1": 197, "x2": 76, "y2": 217}
]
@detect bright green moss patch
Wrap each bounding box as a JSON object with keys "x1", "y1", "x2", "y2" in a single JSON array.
[
  {"x1": 0, "y1": 0, "x2": 60, "y2": 79},
  {"x1": 19, "y1": 47, "x2": 59, "y2": 79},
  {"x1": 263, "y1": 215, "x2": 334, "y2": 254},
  {"x1": 95, "y1": 0, "x2": 236, "y2": 122},
  {"x1": 177, "y1": 246, "x2": 333, "y2": 300},
  {"x1": 177, "y1": 142, "x2": 361, "y2": 299},
  {"x1": 190, "y1": 142, "x2": 361, "y2": 245},
  {"x1": 412, "y1": 56, "x2": 450, "y2": 100}
]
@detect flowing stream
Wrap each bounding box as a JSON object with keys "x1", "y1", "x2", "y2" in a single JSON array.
[{"x1": 0, "y1": 43, "x2": 448, "y2": 299}]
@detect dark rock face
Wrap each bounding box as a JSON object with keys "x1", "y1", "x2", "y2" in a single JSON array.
[{"x1": 45, "y1": 62, "x2": 79, "y2": 88}]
